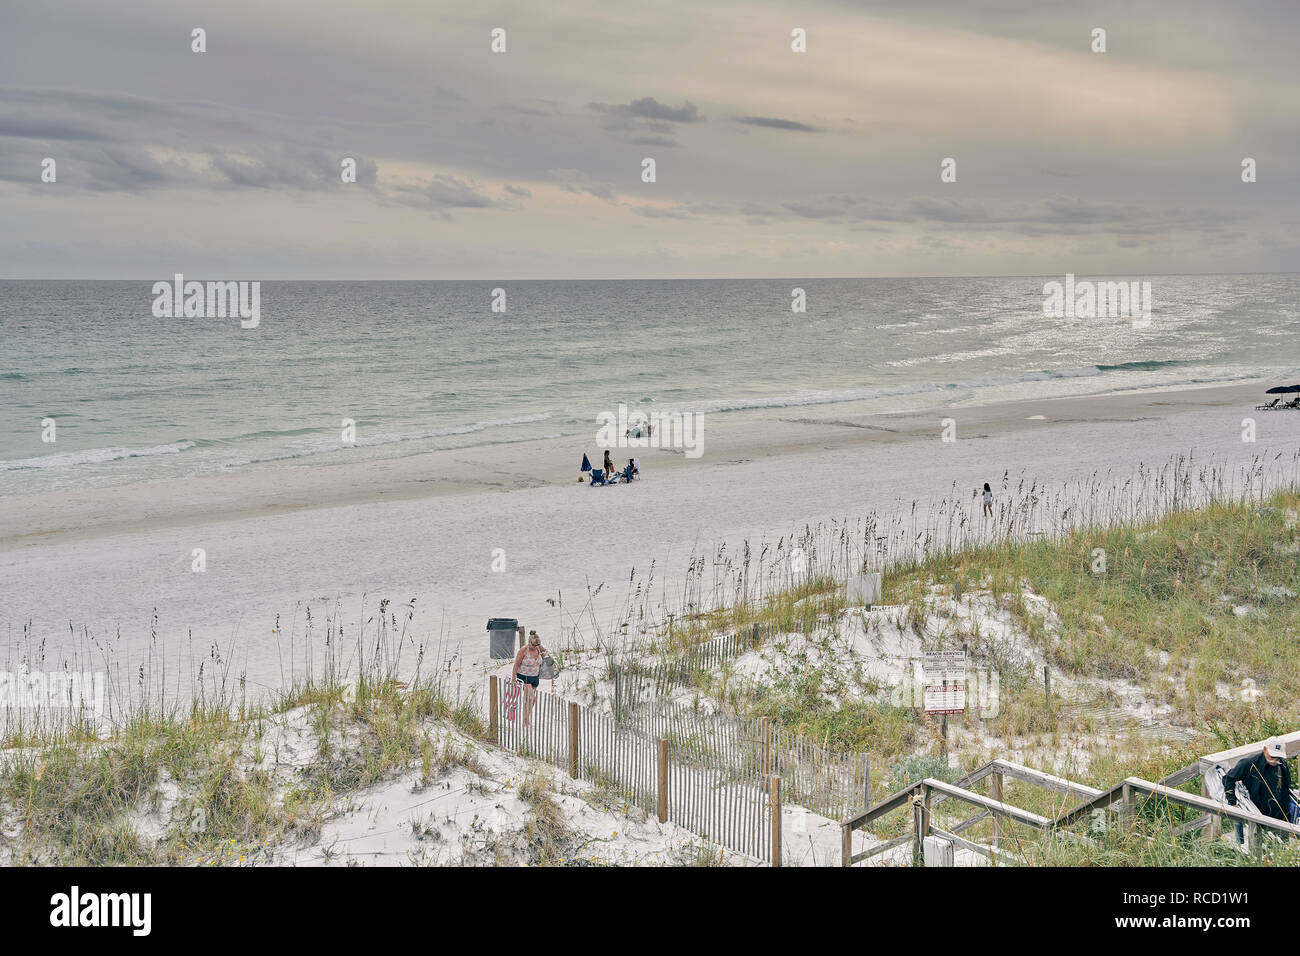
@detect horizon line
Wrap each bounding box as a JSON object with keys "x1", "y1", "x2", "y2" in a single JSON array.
[{"x1": 2, "y1": 270, "x2": 1297, "y2": 282}]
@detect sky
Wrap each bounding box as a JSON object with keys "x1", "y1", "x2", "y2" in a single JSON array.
[{"x1": 0, "y1": 0, "x2": 1296, "y2": 279}]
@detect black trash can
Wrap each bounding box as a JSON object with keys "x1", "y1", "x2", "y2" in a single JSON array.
[{"x1": 487, "y1": 618, "x2": 519, "y2": 659}]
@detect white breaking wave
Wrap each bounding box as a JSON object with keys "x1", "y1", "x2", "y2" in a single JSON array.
[
  {"x1": 649, "y1": 362, "x2": 1252, "y2": 417},
  {"x1": 0, "y1": 440, "x2": 197, "y2": 471}
]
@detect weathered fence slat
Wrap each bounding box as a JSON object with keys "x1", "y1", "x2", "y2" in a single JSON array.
[{"x1": 493, "y1": 676, "x2": 772, "y2": 861}]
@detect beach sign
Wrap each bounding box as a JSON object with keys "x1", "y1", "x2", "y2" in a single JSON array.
[
  {"x1": 923, "y1": 650, "x2": 966, "y2": 715},
  {"x1": 923, "y1": 651, "x2": 966, "y2": 683},
  {"x1": 923, "y1": 684, "x2": 966, "y2": 715}
]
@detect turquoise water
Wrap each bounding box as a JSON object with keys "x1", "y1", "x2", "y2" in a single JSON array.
[{"x1": 2, "y1": 275, "x2": 1297, "y2": 494}]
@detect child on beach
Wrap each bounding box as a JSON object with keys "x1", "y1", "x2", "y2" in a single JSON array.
[
  {"x1": 982, "y1": 482, "x2": 993, "y2": 517},
  {"x1": 604, "y1": 449, "x2": 615, "y2": 477}
]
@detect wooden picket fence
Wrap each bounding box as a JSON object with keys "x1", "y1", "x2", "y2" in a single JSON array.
[
  {"x1": 604, "y1": 623, "x2": 872, "y2": 821},
  {"x1": 494, "y1": 678, "x2": 572, "y2": 769},
  {"x1": 618, "y1": 701, "x2": 870, "y2": 821},
  {"x1": 668, "y1": 746, "x2": 773, "y2": 862},
  {"x1": 610, "y1": 627, "x2": 761, "y2": 720},
  {"x1": 769, "y1": 723, "x2": 872, "y2": 822},
  {"x1": 632, "y1": 703, "x2": 761, "y2": 772},
  {"x1": 490, "y1": 675, "x2": 778, "y2": 863}
]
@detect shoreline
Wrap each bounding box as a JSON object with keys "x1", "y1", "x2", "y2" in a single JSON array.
[
  {"x1": 0, "y1": 373, "x2": 1295, "y2": 696},
  {"x1": 0, "y1": 376, "x2": 1281, "y2": 549}
]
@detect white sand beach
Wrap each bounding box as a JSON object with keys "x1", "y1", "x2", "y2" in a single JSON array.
[{"x1": 0, "y1": 379, "x2": 1296, "y2": 705}]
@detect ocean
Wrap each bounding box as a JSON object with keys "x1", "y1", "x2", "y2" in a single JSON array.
[{"x1": 3, "y1": 274, "x2": 1298, "y2": 495}]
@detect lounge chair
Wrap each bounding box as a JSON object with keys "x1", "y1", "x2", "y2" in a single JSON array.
[
  {"x1": 589, "y1": 469, "x2": 608, "y2": 486},
  {"x1": 1286, "y1": 398, "x2": 1300, "y2": 410},
  {"x1": 1257, "y1": 398, "x2": 1280, "y2": 410}
]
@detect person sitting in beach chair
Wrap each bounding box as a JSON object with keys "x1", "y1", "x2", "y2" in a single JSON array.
[{"x1": 619, "y1": 459, "x2": 637, "y2": 482}]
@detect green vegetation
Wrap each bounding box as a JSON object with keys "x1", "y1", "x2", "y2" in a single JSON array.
[
  {"x1": 681, "y1": 490, "x2": 1300, "y2": 764},
  {"x1": 884, "y1": 489, "x2": 1300, "y2": 738},
  {"x1": 5, "y1": 487, "x2": 1298, "y2": 866},
  {"x1": 631, "y1": 490, "x2": 1300, "y2": 863},
  {"x1": 0, "y1": 675, "x2": 483, "y2": 865}
]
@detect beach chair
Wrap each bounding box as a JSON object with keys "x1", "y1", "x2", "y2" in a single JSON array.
[
  {"x1": 589, "y1": 469, "x2": 608, "y2": 486},
  {"x1": 1257, "y1": 398, "x2": 1280, "y2": 410},
  {"x1": 619, "y1": 464, "x2": 636, "y2": 483}
]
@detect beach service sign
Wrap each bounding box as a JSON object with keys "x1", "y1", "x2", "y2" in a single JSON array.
[{"x1": 923, "y1": 651, "x2": 966, "y2": 715}]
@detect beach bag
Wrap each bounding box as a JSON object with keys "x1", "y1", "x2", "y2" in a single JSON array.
[
  {"x1": 502, "y1": 679, "x2": 522, "y2": 721},
  {"x1": 539, "y1": 655, "x2": 559, "y2": 680}
]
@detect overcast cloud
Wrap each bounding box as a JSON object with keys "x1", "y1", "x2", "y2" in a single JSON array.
[{"x1": 0, "y1": 0, "x2": 1296, "y2": 278}]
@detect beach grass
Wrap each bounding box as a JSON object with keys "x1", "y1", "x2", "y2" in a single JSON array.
[
  {"x1": 0, "y1": 671, "x2": 479, "y2": 865},
  {"x1": 4, "y1": 452, "x2": 1299, "y2": 865},
  {"x1": 661, "y1": 487, "x2": 1300, "y2": 756},
  {"x1": 884, "y1": 489, "x2": 1300, "y2": 735},
  {"x1": 572, "y1": 481, "x2": 1300, "y2": 863}
]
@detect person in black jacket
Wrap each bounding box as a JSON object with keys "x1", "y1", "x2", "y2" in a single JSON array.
[{"x1": 1223, "y1": 738, "x2": 1294, "y2": 842}]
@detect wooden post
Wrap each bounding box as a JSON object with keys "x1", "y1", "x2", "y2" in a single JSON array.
[
  {"x1": 770, "y1": 774, "x2": 782, "y2": 867},
  {"x1": 990, "y1": 771, "x2": 1003, "y2": 848},
  {"x1": 489, "y1": 676, "x2": 499, "y2": 744},
  {"x1": 1201, "y1": 775, "x2": 1221, "y2": 842},
  {"x1": 752, "y1": 622, "x2": 760, "y2": 647},
  {"x1": 761, "y1": 716, "x2": 771, "y2": 777},
  {"x1": 1044, "y1": 665, "x2": 1051, "y2": 708},
  {"x1": 841, "y1": 823, "x2": 852, "y2": 867},
  {"x1": 1121, "y1": 781, "x2": 1133, "y2": 822},
  {"x1": 657, "y1": 738, "x2": 668, "y2": 824},
  {"x1": 921, "y1": 784, "x2": 932, "y2": 840},
  {"x1": 517, "y1": 625, "x2": 525, "y2": 651},
  {"x1": 940, "y1": 715, "x2": 948, "y2": 760},
  {"x1": 861, "y1": 753, "x2": 872, "y2": 810},
  {"x1": 911, "y1": 791, "x2": 924, "y2": 866},
  {"x1": 568, "y1": 701, "x2": 579, "y2": 777}
]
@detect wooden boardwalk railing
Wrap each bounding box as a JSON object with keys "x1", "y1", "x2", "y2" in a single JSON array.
[
  {"x1": 1051, "y1": 777, "x2": 1300, "y2": 840},
  {"x1": 840, "y1": 753, "x2": 1300, "y2": 866}
]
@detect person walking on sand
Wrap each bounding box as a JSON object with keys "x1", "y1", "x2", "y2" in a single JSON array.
[
  {"x1": 511, "y1": 630, "x2": 548, "y2": 726},
  {"x1": 982, "y1": 482, "x2": 993, "y2": 517},
  {"x1": 603, "y1": 449, "x2": 615, "y2": 478}
]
